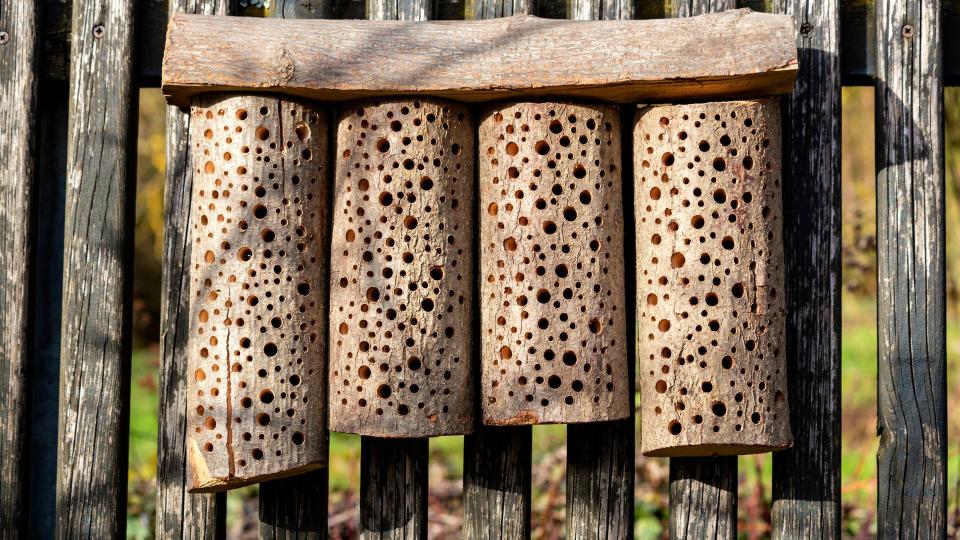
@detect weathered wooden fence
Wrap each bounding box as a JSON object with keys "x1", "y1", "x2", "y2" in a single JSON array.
[{"x1": 0, "y1": 0, "x2": 949, "y2": 538}]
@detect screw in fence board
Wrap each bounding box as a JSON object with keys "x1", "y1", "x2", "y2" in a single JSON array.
[
  {"x1": 0, "y1": 0, "x2": 40, "y2": 535},
  {"x1": 55, "y1": 0, "x2": 138, "y2": 536},
  {"x1": 875, "y1": 0, "x2": 947, "y2": 537},
  {"x1": 159, "y1": 1, "x2": 232, "y2": 536},
  {"x1": 562, "y1": 1, "x2": 635, "y2": 539},
  {"x1": 357, "y1": 3, "x2": 432, "y2": 539},
  {"x1": 768, "y1": 0, "x2": 842, "y2": 538},
  {"x1": 462, "y1": 7, "x2": 535, "y2": 540},
  {"x1": 664, "y1": 3, "x2": 737, "y2": 539}
]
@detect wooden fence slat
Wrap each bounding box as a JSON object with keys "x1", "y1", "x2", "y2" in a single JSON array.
[
  {"x1": 55, "y1": 0, "x2": 138, "y2": 536},
  {"x1": 464, "y1": 426, "x2": 532, "y2": 539},
  {"x1": 563, "y1": 2, "x2": 634, "y2": 540},
  {"x1": 247, "y1": 2, "x2": 334, "y2": 536},
  {"x1": 875, "y1": 0, "x2": 947, "y2": 537},
  {"x1": 769, "y1": 0, "x2": 843, "y2": 538},
  {"x1": 669, "y1": 457, "x2": 737, "y2": 539},
  {"x1": 158, "y1": 0, "x2": 232, "y2": 535},
  {"x1": 260, "y1": 470, "x2": 329, "y2": 539},
  {"x1": 0, "y1": 0, "x2": 40, "y2": 535},
  {"x1": 360, "y1": 437, "x2": 429, "y2": 539},
  {"x1": 664, "y1": 2, "x2": 737, "y2": 539},
  {"x1": 460, "y1": 4, "x2": 533, "y2": 539},
  {"x1": 357, "y1": 1, "x2": 431, "y2": 538}
]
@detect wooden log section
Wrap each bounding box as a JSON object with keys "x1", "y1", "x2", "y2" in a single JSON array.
[
  {"x1": 186, "y1": 94, "x2": 329, "y2": 492},
  {"x1": 329, "y1": 99, "x2": 476, "y2": 437},
  {"x1": 479, "y1": 102, "x2": 630, "y2": 426},
  {"x1": 161, "y1": 9, "x2": 797, "y2": 108},
  {"x1": 634, "y1": 99, "x2": 791, "y2": 457}
]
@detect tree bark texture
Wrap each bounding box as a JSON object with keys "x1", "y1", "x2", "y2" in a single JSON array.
[{"x1": 186, "y1": 94, "x2": 330, "y2": 492}]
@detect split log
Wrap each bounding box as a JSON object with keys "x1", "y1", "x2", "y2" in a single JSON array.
[
  {"x1": 634, "y1": 99, "x2": 791, "y2": 457},
  {"x1": 479, "y1": 101, "x2": 630, "y2": 426},
  {"x1": 328, "y1": 98, "x2": 476, "y2": 437},
  {"x1": 161, "y1": 10, "x2": 797, "y2": 107},
  {"x1": 186, "y1": 94, "x2": 329, "y2": 492}
]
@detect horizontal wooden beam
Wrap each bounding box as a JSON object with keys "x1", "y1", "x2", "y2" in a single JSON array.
[{"x1": 161, "y1": 9, "x2": 797, "y2": 106}]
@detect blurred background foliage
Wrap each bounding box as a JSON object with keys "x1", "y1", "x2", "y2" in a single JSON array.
[{"x1": 129, "y1": 87, "x2": 960, "y2": 539}]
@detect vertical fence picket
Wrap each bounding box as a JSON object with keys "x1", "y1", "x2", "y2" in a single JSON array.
[
  {"x1": 663, "y1": 1, "x2": 737, "y2": 539},
  {"x1": 875, "y1": 0, "x2": 947, "y2": 537},
  {"x1": 462, "y1": 3, "x2": 534, "y2": 540},
  {"x1": 252, "y1": 3, "x2": 335, "y2": 538},
  {"x1": 358, "y1": 1, "x2": 432, "y2": 539},
  {"x1": 563, "y1": 2, "x2": 635, "y2": 540},
  {"x1": 158, "y1": 1, "x2": 232, "y2": 537},
  {"x1": 769, "y1": 1, "x2": 842, "y2": 538},
  {"x1": 0, "y1": 0, "x2": 40, "y2": 535},
  {"x1": 55, "y1": 0, "x2": 138, "y2": 536}
]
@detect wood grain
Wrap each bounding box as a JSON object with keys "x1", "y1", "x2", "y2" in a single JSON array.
[
  {"x1": 562, "y1": 4, "x2": 634, "y2": 540},
  {"x1": 464, "y1": 426, "x2": 532, "y2": 539},
  {"x1": 158, "y1": 0, "x2": 232, "y2": 535},
  {"x1": 460, "y1": 6, "x2": 534, "y2": 539},
  {"x1": 0, "y1": 0, "x2": 40, "y2": 535},
  {"x1": 875, "y1": 0, "x2": 947, "y2": 537},
  {"x1": 669, "y1": 456, "x2": 737, "y2": 539},
  {"x1": 769, "y1": 0, "x2": 843, "y2": 538},
  {"x1": 356, "y1": 1, "x2": 433, "y2": 538},
  {"x1": 55, "y1": 0, "x2": 138, "y2": 536},
  {"x1": 664, "y1": 3, "x2": 739, "y2": 539},
  {"x1": 360, "y1": 437, "x2": 429, "y2": 539},
  {"x1": 161, "y1": 10, "x2": 798, "y2": 107}
]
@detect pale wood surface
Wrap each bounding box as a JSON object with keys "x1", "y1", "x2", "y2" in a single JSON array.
[
  {"x1": 769, "y1": 0, "x2": 843, "y2": 537},
  {"x1": 186, "y1": 94, "x2": 329, "y2": 492},
  {"x1": 161, "y1": 10, "x2": 797, "y2": 107},
  {"x1": 479, "y1": 101, "x2": 630, "y2": 426},
  {"x1": 55, "y1": 0, "x2": 138, "y2": 536},
  {"x1": 328, "y1": 99, "x2": 476, "y2": 438},
  {"x1": 158, "y1": 0, "x2": 232, "y2": 533},
  {"x1": 875, "y1": 0, "x2": 947, "y2": 536},
  {"x1": 635, "y1": 99, "x2": 790, "y2": 457},
  {"x1": 0, "y1": 0, "x2": 39, "y2": 534}
]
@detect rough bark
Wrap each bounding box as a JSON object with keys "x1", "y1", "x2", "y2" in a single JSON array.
[
  {"x1": 634, "y1": 99, "x2": 791, "y2": 457},
  {"x1": 328, "y1": 99, "x2": 476, "y2": 437},
  {"x1": 185, "y1": 94, "x2": 330, "y2": 492},
  {"x1": 55, "y1": 0, "x2": 138, "y2": 536},
  {"x1": 0, "y1": 0, "x2": 40, "y2": 534},
  {"x1": 478, "y1": 101, "x2": 629, "y2": 426},
  {"x1": 769, "y1": 0, "x2": 843, "y2": 537},
  {"x1": 161, "y1": 10, "x2": 798, "y2": 107},
  {"x1": 875, "y1": 0, "x2": 947, "y2": 537}
]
